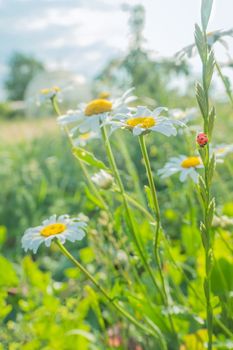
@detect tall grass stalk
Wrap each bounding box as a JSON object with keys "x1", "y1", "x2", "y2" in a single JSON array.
[{"x1": 195, "y1": 1, "x2": 215, "y2": 348}]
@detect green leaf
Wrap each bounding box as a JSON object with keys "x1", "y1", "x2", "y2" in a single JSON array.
[
  {"x1": 84, "y1": 187, "x2": 104, "y2": 209},
  {"x1": 211, "y1": 258, "x2": 233, "y2": 295},
  {"x1": 200, "y1": 222, "x2": 208, "y2": 249},
  {"x1": 0, "y1": 226, "x2": 7, "y2": 246},
  {"x1": 208, "y1": 153, "x2": 216, "y2": 184},
  {"x1": 201, "y1": 0, "x2": 214, "y2": 31},
  {"x1": 72, "y1": 147, "x2": 108, "y2": 170},
  {"x1": 80, "y1": 247, "x2": 95, "y2": 264},
  {"x1": 196, "y1": 82, "x2": 208, "y2": 119},
  {"x1": 198, "y1": 176, "x2": 207, "y2": 205},
  {"x1": 208, "y1": 106, "x2": 216, "y2": 138},
  {"x1": 144, "y1": 185, "x2": 154, "y2": 212},
  {"x1": 0, "y1": 255, "x2": 19, "y2": 288},
  {"x1": 198, "y1": 145, "x2": 207, "y2": 164},
  {"x1": 194, "y1": 24, "x2": 206, "y2": 62},
  {"x1": 207, "y1": 198, "x2": 215, "y2": 227},
  {"x1": 84, "y1": 286, "x2": 105, "y2": 331},
  {"x1": 0, "y1": 292, "x2": 12, "y2": 320},
  {"x1": 205, "y1": 49, "x2": 215, "y2": 89}
]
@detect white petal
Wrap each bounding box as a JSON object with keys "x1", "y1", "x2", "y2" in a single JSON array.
[
  {"x1": 132, "y1": 126, "x2": 143, "y2": 136},
  {"x1": 152, "y1": 107, "x2": 168, "y2": 117},
  {"x1": 189, "y1": 169, "x2": 199, "y2": 183},
  {"x1": 42, "y1": 215, "x2": 57, "y2": 226}
]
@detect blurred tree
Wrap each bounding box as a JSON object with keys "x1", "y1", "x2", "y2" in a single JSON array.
[
  {"x1": 4, "y1": 52, "x2": 45, "y2": 101},
  {"x1": 96, "y1": 4, "x2": 190, "y2": 106}
]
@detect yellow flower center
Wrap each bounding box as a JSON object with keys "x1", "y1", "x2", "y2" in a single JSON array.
[
  {"x1": 126, "y1": 116, "x2": 155, "y2": 129},
  {"x1": 84, "y1": 99, "x2": 112, "y2": 116},
  {"x1": 216, "y1": 147, "x2": 225, "y2": 154},
  {"x1": 181, "y1": 157, "x2": 201, "y2": 168},
  {"x1": 40, "y1": 223, "x2": 66, "y2": 237},
  {"x1": 80, "y1": 132, "x2": 91, "y2": 140}
]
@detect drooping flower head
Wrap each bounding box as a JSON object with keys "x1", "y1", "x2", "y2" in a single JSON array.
[
  {"x1": 91, "y1": 170, "x2": 113, "y2": 190},
  {"x1": 22, "y1": 215, "x2": 86, "y2": 253},
  {"x1": 158, "y1": 155, "x2": 203, "y2": 183},
  {"x1": 106, "y1": 106, "x2": 185, "y2": 136},
  {"x1": 57, "y1": 88, "x2": 136, "y2": 135}
]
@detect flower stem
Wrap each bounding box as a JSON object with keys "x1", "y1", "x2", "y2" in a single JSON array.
[
  {"x1": 139, "y1": 135, "x2": 178, "y2": 344},
  {"x1": 195, "y1": 5, "x2": 216, "y2": 347},
  {"x1": 56, "y1": 240, "x2": 166, "y2": 347},
  {"x1": 101, "y1": 125, "x2": 163, "y2": 300},
  {"x1": 50, "y1": 96, "x2": 108, "y2": 211},
  {"x1": 115, "y1": 132, "x2": 145, "y2": 205}
]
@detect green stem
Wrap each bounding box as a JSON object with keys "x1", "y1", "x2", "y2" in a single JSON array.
[
  {"x1": 50, "y1": 96, "x2": 108, "y2": 211},
  {"x1": 125, "y1": 193, "x2": 155, "y2": 222},
  {"x1": 115, "y1": 132, "x2": 145, "y2": 205},
  {"x1": 139, "y1": 135, "x2": 178, "y2": 344},
  {"x1": 101, "y1": 125, "x2": 163, "y2": 300},
  {"x1": 198, "y1": 20, "x2": 214, "y2": 350},
  {"x1": 56, "y1": 241, "x2": 163, "y2": 342},
  {"x1": 215, "y1": 60, "x2": 233, "y2": 108}
]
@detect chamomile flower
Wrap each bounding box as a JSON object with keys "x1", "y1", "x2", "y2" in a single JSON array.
[
  {"x1": 57, "y1": 88, "x2": 136, "y2": 135},
  {"x1": 72, "y1": 131, "x2": 98, "y2": 147},
  {"x1": 106, "y1": 106, "x2": 185, "y2": 136},
  {"x1": 213, "y1": 144, "x2": 233, "y2": 163},
  {"x1": 169, "y1": 108, "x2": 198, "y2": 123},
  {"x1": 158, "y1": 155, "x2": 203, "y2": 183},
  {"x1": 91, "y1": 170, "x2": 113, "y2": 189},
  {"x1": 22, "y1": 215, "x2": 86, "y2": 254},
  {"x1": 38, "y1": 86, "x2": 61, "y2": 104}
]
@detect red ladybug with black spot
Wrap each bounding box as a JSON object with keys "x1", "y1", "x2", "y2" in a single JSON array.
[{"x1": 196, "y1": 132, "x2": 208, "y2": 147}]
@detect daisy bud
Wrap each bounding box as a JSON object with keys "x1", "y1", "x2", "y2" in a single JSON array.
[
  {"x1": 91, "y1": 170, "x2": 113, "y2": 190},
  {"x1": 196, "y1": 132, "x2": 208, "y2": 147}
]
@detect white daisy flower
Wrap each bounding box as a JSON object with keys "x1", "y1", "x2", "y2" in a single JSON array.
[
  {"x1": 169, "y1": 108, "x2": 198, "y2": 123},
  {"x1": 22, "y1": 215, "x2": 86, "y2": 254},
  {"x1": 91, "y1": 170, "x2": 113, "y2": 190},
  {"x1": 213, "y1": 144, "x2": 233, "y2": 163},
  {"x1": 158, "y1": 155, "x2": 203, "y2": 183},
  {"x1": 72, "y1": 131, "x2": 98, "y2": 147},
  {"x1": 38, "y1": 86, "x2": 61, "y2": 104},
  {"x1": 105, "y1": 106, "x2": 185, "y2": 136},
  {"x1": 57, "y1": 88, "x2": 136, "y2": 135}
]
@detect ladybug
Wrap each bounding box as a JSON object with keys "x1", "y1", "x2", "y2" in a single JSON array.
[{"x1": 196, "y1": 132, "x2": 208, "y2": 147}]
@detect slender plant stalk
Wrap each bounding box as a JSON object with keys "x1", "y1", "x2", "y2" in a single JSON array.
[
  {"x1": 138, "y1": 135, "x2": 178, "y2": 344},
  {"x1": 195, "y1": 2, "x2": 216, "y2": 348},
  {"x1": 115, "y1": 132, "x2": 145, "y2": 205},
  {"x1": 56, "y1": 241, "x2": 167, "y2": 348},
  {"x1": 50, "y1": 96, "x2": 108, "y2": 210},
  {"x1": 101, "y1": 125, "x2": 164, "y2": 300},
  {"x1": 215, "y1": 60, "x2": 233, "y2": 108}
]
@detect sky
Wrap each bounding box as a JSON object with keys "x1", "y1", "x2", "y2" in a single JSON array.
[{"x1": 0, "y1": 0, "x2": 233, "y2": 100}]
